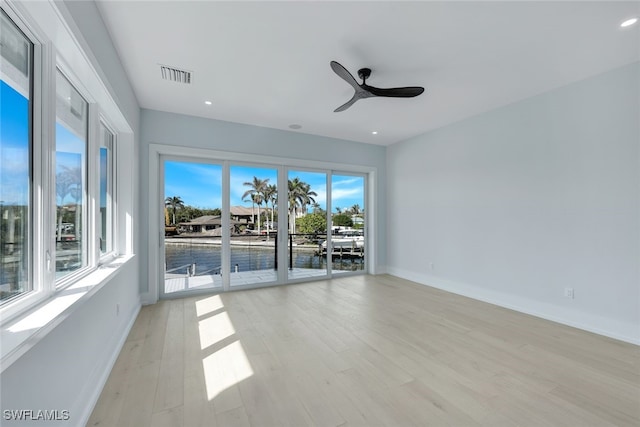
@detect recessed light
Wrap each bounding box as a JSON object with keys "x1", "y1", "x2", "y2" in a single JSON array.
[
  {"x1": 621, "y1": 17, "x2": 638, "y2": 28},
  {"x1": 372, "y1": 131, "x2": 378, "y2": 135},
  {"x1": 204, "y1": 101, "x2": 212, "y2": 105},
  {"x1": 289, "y1": 124, "x2": 302, "y2": 130}
]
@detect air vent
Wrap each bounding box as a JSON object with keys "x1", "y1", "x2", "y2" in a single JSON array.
[{"x1": 160, "y1": 65, "x2": 192, "y2": 84}]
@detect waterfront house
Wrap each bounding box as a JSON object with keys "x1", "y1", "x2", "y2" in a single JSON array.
[{"x1": 178, "y1": 215, "x2": 223, "y2": 233}]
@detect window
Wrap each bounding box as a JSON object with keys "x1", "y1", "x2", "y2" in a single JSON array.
[
  {"x1": 0, "y1": 2, "x2": 130, "y2": 332},
  {"x1": 99, "y1": 123, "x2": 114, "y2": 255},
  {"x1": 0, "y1": 10, "x2": 33, "y2": 303},
  {"x1": 55, "y1": 71, "x2": 88, "y2": 279}
]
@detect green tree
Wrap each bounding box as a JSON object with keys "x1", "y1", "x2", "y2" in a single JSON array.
[
  {"x1": 176, "y1": 206, "x2": 222, "y2": 223},
  {"x1": 203, "y1": 208, "x2": 222, "y2": 216},
  {"x1": 300, "y1": 182, "x2": 316, "y2": 215},
  {"x1": 242, "y1": 177, "x2": 269, "y2": 234},
  {"x1": 164, "y1": 196, "x2": 185, "y2": 225},
  {"x1": 264, "y1": 184, "x2": 277, "y2": 237},
  {"x1": 296, "y1": 212, "x2": 326, "y2": 235},
  {"x1": 288, "y1": 177, "x2": 317, "y2": 234},
  {"x1": 332, "y1": 213, "x2": 353, "y2": 227},
  {"x1": 311, "y1": 202, "x2": 324, "y2": 214},
  {"x1": 242, "y1": 193, "x2": 256, "y2": 227},
  {"x1": 177, "y1": 206, "x2": 200, "y2": 223}
]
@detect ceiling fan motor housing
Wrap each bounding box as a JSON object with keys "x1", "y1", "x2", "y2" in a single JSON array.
[{"x1": 358, "y1": 68, "x2": 372, "y2": 82}]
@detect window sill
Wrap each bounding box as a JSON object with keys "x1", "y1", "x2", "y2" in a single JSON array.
[{"x1": 0, "y1": 254, "x2": 135, "y2": 373}]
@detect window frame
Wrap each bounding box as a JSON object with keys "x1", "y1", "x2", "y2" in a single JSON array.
[
  {"x1": 53, "y1": 67, "x2": 96, "y2": 288},
  {"x1": 0, "y1": 0, "x2": 127, "y2": 325},
  {"x1": 53, "y1": 66, "x2": 94, "y2": 289},
  {"x1": 98, "y1": 118, "x2": 117, "y2": 262},
  {"x1": 0, "y1": 5, "x2": 46, "y2": 320}
]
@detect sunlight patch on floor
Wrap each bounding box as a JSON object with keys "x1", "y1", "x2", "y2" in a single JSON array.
[
  {"x1": 202, "y1": 340, "x2": 254, "y2": 401},
  {"x1": 198, "y1": 311, "x2": 236, "y2": 350},
  {"x1": 195, "y1": 294, "x2": 225, "y2": 317},
  {"x1": 195, "y1": 295, "x2": 254, "y2": 402}
]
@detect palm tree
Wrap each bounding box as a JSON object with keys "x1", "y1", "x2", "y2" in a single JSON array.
[
  {"x1": 242, "y1": 193, "x2": 256, "y2": 228},
  {"x1": 300, "y1": 182, "x2": 316, "y2": 215},
  {"x1": 264, "y1": 184, "x2": 277, "y2": 236},
  {"x1": 287, "y1": 177, "x2": 317, "y2": 234},
  {"x1": 335, "y1": 206, "x2": 342, "y2": 214},
  {"x1": 287, "y1": 178, "x2": 303, "y2": 234},
  {"x1": 242, "y1": 177, "x2": 269, "y2": 234},
  {"x1": 350, "y1": 204, "x2": 361, "y2": 215},
  {"x1": 164, "y1": 196, "x2": 185, "y2": 225}
]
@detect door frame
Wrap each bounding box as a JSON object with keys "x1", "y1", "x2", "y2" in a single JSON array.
[
  {"x1": 329, "y1": 170, "x2": 368, "y2": 277},
  {"x1": 145, "y1": 143, "x2": 377, "y2": 304}
]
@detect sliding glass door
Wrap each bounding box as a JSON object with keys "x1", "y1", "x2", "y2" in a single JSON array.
[
  {"x1": 161, "y1": 158, "x2": 367, "y2": 297},
  {"x1": 330, "y1": 174, "x2": 366, "y2": 274},
  {"x1": 163, "y1": 160, "x2": 223, "y2": 295},
  {"x1": 287, "y1": 169, "x2": 329, "y2": 280},
  {"x1": 229, "y1": 164, "x2": 278, "y2": 288}
]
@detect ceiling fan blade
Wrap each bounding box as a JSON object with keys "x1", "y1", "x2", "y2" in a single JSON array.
[
  {"x1": 330, "y1": 61, "x2": 361, "y2": 91},
  {"x1": 334, "y1": 94, "x2": 359, "y2": 112},
  {"x1": 365, "y1": 86, "x2": 425, "y2": 98}
]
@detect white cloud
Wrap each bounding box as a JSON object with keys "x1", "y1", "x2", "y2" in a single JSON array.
[
  {"x1": 332, "y1": 176, "x2": 362, "y2": 187},
  {"x1": 331, "y1": 188, "x2": 362, "y2": 201}
]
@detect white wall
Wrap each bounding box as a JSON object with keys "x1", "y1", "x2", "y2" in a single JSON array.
[
  {"x1": 387, "y1": 62, "x2": 640, "y2": 344},
  {"x1": 0, "y1": 262, "x2": 140, "y2": 426},
  {"x1": 139, "y1": 109, "x2": 387, "y2": 296},
  {"x1": 0, "y1": 1, "x2": 141, "y2": 425},
  {"x1": 56, "y1": 0, "x2": 140, "y2": 126}
]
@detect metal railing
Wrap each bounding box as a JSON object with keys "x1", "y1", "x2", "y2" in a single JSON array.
[{"x1": 164, "y1": 230, "x2": 364, "y2": 277}]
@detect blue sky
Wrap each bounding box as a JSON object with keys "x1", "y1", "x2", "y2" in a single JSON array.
[
  {"x1": 1, "y1": 78, "x2": 107, "y2": 207},
  {"x1": 1, "y1": 80, "x2": 30, "y2": 206},
  {"x1": 55, "y1": 121, "x2": 86, "y2": 206},
  {"x1": 165, "y1": 161, "x2": 364, "y2": 212}
]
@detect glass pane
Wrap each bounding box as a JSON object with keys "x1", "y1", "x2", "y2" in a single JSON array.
[
  {"x1": 287, "y1": 170, "x2": 328, "y2": 280},
  {"x1": 164, "y1": 161, "x2": 223, "y2": 294},
  {"x1": 330, "y1": 174, "x2": 365, "y2": 274},
  {"x1": 0, "y1": 11, "x2": 32, "y2": 302},
  {"x1": 55, "y1": 71, "x2": 88, "y2": 279},
  {"x1": 99, "y1": 124, "x2": 113, "y2": 254},
  {"x1": 230, "y1": 165, "x2": 278, "y2": 287}
]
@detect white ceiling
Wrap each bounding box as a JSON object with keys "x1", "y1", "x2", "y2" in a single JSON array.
[{"x1": 96, "y1": 1, "x2": 639, "y2": 146}]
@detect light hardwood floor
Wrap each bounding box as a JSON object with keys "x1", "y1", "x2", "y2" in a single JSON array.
[{"x1": 88, "y1": 275, "x2": 640, "y2": 426}]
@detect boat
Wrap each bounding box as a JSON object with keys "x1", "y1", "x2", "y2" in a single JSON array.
[{"x1": 320, "y1": 229, "x2": 364, "y2": 256}]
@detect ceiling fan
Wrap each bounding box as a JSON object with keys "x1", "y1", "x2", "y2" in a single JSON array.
[{"x1": 330, "y1": 60, "x2": 424, "y2": 112}]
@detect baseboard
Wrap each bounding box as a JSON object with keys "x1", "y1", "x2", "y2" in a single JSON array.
[
  {"x1": 373, "y1": 264, "x2": 387, "y2": 275},
  {"x1": 75, "y1": 300, "x2": 141, "y2": 427},
  {"x1": 387, "y1": 267, "x2": 640, "y2": 346},
  {"x1": 140, "y1": 291, "x2": 157, "y2": 305}
]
